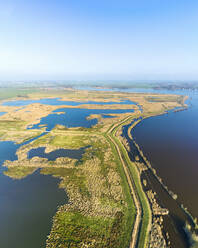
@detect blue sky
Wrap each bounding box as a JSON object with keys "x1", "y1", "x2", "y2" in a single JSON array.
[{"x1": 0, "y1": 0, "x2": 198, "y2": 80}]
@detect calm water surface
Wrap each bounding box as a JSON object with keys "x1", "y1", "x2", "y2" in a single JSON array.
[
  {"x1": 0, "y1": 142, "x2": 67, "y2": 248},
  {"x1": 2, "y1": 97, "x2": 135, "y2": 130},
  {"x1": 2, "y1": 97, "x2": 136, "y2": 106},
  {"x1": 0, "y1": 98, "x2": 135, "y2": 247},
  {"x1": 28, "y1": 146, "x2": 88, "y2": 160},
  {"x1": 1, "y1": 91, "x2": 197, "y2": 247},
  {"x1": 0, "y1": 112, "x2": 5, "y2": 116},
  {"x1": 132, "y1": 90, "x2": 198, "y2": 218},
  {"x1": 30, "y1": 107, "x2": 134, "y2": 131},
  {"x1": 121, "y1": 90, "x2": 198, "y2": 248}
]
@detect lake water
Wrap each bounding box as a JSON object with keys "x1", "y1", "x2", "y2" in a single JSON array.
[
  {"x1": 1, "y1": 90, "x2": 197, "y2": 248},
  {"x1": 0, "y1": 141, "x2": 67, "y2": 248},
  {"x1": 28, "y1": 146, "x2": 89, "y2": 160},
  {"x1": 122, "y1": 89, "x2": 197, "y2": 248},
  {"x1": 2, "y1": 97, "x2": 136, "y2": 130},
  {"x1": 2, "y1": 97, "x2": 136, "y2": 106},
  {"x1": 74, "y1": 86, "x2": 198, "y2": 246},
  {"x1": 132, "y1": 90, "x2": 198, "y2": 218},
  {"x1": 0, "y1": 98, "x2": 135, "y2": 248},
  {"x1": 30, "y1": 107, "x2": 135, "y2": 131}
]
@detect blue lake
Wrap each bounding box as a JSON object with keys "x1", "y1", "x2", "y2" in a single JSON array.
[
  {"x1": 132, "y1": 90, "x2": 198, "y2": 219},
  {"x1": 2, "y1": 97, "x2": 136, "y2": 106},
  {"x1": 2, "y1": 97, "x2": 136, "y2": 131},
  {"x1": 28, "y1": 146, "x2": 89, "y2": 161},
  {"x1": 0, "y1": 112, "x2": 6, "y2": 116},
  {"x1": 0, "y1": 141, "x2": 67, "y2": 248},
  {"x1": 30, "y1": 107, "x2": 134, "y2": 131},
  {"x1": 1, "y1": 90, "x2": 197, "y2": 248},
  {"x1": 0, "y1": 97, "x2": 135, "y2": 248}
]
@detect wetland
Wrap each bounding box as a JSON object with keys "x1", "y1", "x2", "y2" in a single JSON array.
[{"x1": 0, "y1": 86, "x2": 196, "y2": 248}]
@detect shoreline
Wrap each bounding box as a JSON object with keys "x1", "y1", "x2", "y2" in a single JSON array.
[
  {"x1": 1, "y1": 90, "x2": 192, "y2": 247},
  {"x1": 124, "y1": 103, "x2": 197, "y2": 247}
]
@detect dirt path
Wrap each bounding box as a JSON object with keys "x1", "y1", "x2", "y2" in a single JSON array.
[{"x1": 106, "y1": 116, "x2": 143, "y2": 248}]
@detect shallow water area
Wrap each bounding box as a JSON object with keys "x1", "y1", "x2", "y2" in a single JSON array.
[
  {"x1": 30, "y1": 107, "x2": 135, "y2": 131},
  {"x1": 28, "y1": 146, "x2": 89, "y2": 160},
  {"x1": 2, "y1": 97, "x2": 137, "y2": 106},
  {"x1": 0, "y1": 112, "x2": 6, "y2": 116}
]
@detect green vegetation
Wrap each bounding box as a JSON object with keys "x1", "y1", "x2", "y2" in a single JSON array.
[
  {"x1": 4, "y1": 166, "x2": 36, "y2": 179},
  {"x1": 0, "y1": 122, "x2": 42, "y2": 143},
  {"x1": 118, "y1": 140, "x2": 151, "y2": 248},
  {"x1": 104, "y1": 134, "x2": 136, "y2": 246},
  {"x1": 146, "y1": 95, "x2": 181, "y2": 102},
  {"x1": 33, "y1": 132, "x2": 90, "y2": 149},
  {"x1": 106, "y1": 116, "x2": 151, "y2": 248},
  {"x1": 41, "y1": 167, "x2": 90, "y2": 198},
  {"x1": 0, "y1": 120, "x2": 26, "y2": 131},
  {"x1": 40, "y1": 133, "x2": 136, "y2": 248},
  {"x1": 1, "y1": 89, "x2": 188, "y2": 248},
  {"x1": 0, "y1": 87, "x2": 38, "y2": 100},
  {"x1": 46, "y1": 210, "x2": 122, "y2": 248}
]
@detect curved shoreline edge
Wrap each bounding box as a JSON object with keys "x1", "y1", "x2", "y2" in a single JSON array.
[
  {"x1": 43, "y1": 94, "x2": 194, "y2": 248},
  {"x1": 2, "y1": 90, "x2": 195, "y2": 247},
  {"x1": 129, "y1": 110, "x2": 196, "y2": 223},
  {"x1": 125, "y1": 103, "x2": 198, "y2": 247}
]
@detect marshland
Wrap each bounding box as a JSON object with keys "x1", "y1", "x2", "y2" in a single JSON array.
[{"x1": 0, "y1": 86, "x2": 197, "y2": 248}]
